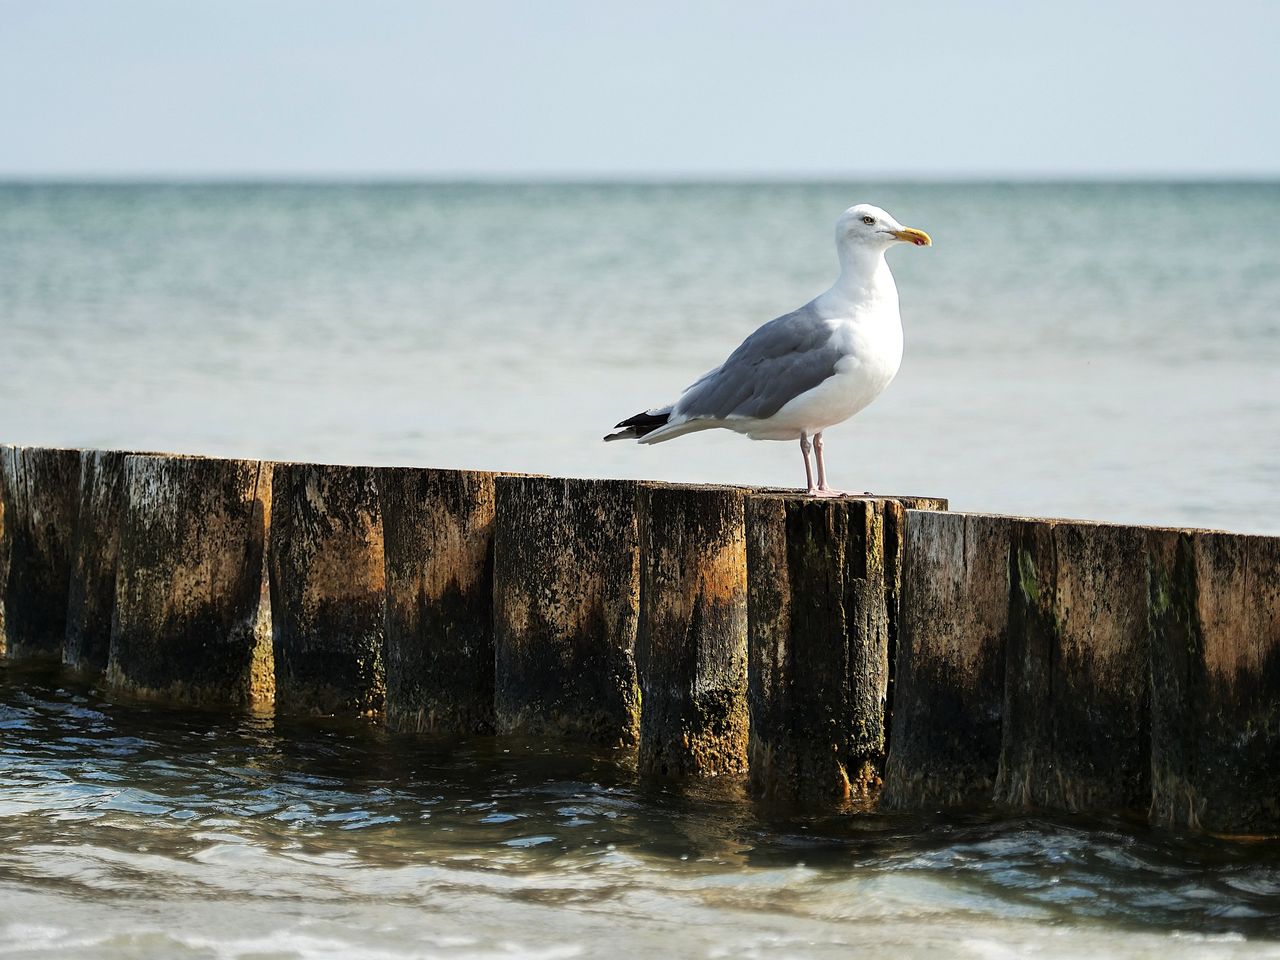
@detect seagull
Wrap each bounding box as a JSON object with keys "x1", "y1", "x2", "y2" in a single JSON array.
[{"x1": 604, "y1": 203, "x2": 931, "y2": 496}]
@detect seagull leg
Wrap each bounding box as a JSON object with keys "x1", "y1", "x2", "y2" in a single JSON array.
[
  {"x1": 814, "y1": 432, "x2": 832, "y2": 492},
  {"x1": 800, "y1": 433, "x2": 816, "y2": 494},
  {"x1": 812, "y1": 432, "x2": 864, "y2": 497}
]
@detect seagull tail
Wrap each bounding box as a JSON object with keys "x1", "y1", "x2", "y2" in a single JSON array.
[{"x1": 603, "y1": 407, "x2": 672, "y2": 442}]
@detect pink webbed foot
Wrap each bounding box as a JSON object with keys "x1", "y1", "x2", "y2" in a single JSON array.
[
  {"x1": 806, "y1": 486, "x2": 845, "y2": 498},
  {"x1": 804, "y1": 486, "x2": 872, "y2": 498}
]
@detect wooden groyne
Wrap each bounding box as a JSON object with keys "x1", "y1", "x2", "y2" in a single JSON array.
[{"x1": 2, "y1": 443, "x2": 1277, "y2": 835}]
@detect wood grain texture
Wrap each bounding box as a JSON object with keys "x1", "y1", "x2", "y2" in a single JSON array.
[
  {"x1": 64, "y1": 450, "x2": 130, "y2": 675},
  {"x1": 994, "y1": 519, "x2": 1150, "y2": 813},
  {"x1": 9, "y1": 439, "x2": 1280, "y2": 834},
  {"x1": 0, "y1": 445, "x2": 11, "y2": 658},
  {"x1": 269, "y1": 462, "x2": 385, "y2": 717},
  {"x1": 493, "y1": 476, "x2": 640, "y2": 746},
  {"x1": 0, "y1": 446, "x2": 81, "y2": 661},
  {"x1": 108, "y1": 455, "x2": 274, "y2": 708},
  {"x1": 745, "y1": 494, "x2": 892, "y2": 805},
  {"x1": 1148, "y1": 529, "x2": 1280, "y2": 834},
  {"x1": 376, "y1": 467, "x2": 497, "y2": 733},
  {"x1": 882, "y1": 511, "x2": 1012, "y2": 809},
  {"x1": 636, "y1": 482, "x2": 748, "y2": 778}
]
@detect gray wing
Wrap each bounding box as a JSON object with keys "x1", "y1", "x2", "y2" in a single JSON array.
[{"x1": 673, "y1": 303, "x2": 843, "y2": 421}]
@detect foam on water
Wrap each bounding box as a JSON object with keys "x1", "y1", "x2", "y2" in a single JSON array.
[{"x1": 2, "y1": 665, "x2": 1280, "y2": 959}]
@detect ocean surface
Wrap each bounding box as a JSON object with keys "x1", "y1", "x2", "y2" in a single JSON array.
[
  {"x1": 2, "y1": 182, "x2": 1280, "y2": 959},
  {"x1": 0, "y1": 181, "x2": 1277, "y2": 532},
  {"x1": 4, "y1": 664, "x2": 1280, "y2": 960}
]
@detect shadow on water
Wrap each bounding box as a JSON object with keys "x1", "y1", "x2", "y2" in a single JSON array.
[{"x1": 3, "y1": 659, "x2": 1280, "y2": 946}]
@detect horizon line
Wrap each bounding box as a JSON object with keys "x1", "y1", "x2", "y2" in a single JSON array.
[{"x1": 0, "y1": 171, "x2": 1278, "y2": 186}]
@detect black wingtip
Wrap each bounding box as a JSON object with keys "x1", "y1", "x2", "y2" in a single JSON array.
[{"x1": 610, "y1": 409, "x2": 669, "y2": 440}]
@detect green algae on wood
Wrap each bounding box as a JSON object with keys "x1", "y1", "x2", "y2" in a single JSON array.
[
  {"x1": 1148, "y1": 529, "x2": 1280, "y2": 834},
  {"x1": 636, "y1": 482, "x2": 749, "y2": 778},
  {"x1": 995, "y1": 519, "x2": 1150, "y2": 813},
  {"x1": 493, "y1": 476, "x2": 641, "y2": 747},
  {"x1": 269, "y1": 462, "x2": 386, "y2": 717},
  {"x1": 376, "y1": 467, "x2": 497, "y2": 733},
  {"x1": 108, "y1": 455, "x2": 274, "y2": 708}
]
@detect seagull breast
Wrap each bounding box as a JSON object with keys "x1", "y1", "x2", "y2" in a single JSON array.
[{"x1": 741, "y1": 298, "x2": 904, "y2": 440}]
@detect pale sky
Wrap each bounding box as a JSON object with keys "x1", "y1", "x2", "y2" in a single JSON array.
[{"x1": 1, "y1": 0, "x2": 1277, "y2": 179}]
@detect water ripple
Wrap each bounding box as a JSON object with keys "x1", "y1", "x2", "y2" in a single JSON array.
[{"x1": 2, "y1": 664, "x2": 1280, "y2": 958}]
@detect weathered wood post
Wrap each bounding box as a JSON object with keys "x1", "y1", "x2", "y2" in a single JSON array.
[
  {"x1": 0, "y1": 445, "x2": 11, "y2": 657},
  {"x1": 882, "y1": 511, "x2": 1012, "y2": 809},
  {"x1": 493, "y1": 476, "x2": 641, "y2": 746},
  {"x1": 1148, "y1": 529, "x2": 1280, "y2": 834},
  {"x1": 994, "y1": 519, "x2": 1150, "y2": 812},
  {"x1": 376, "y1": 467, "x2": 497, "y2": 733},
  {"x1": 0, "y1": 446, "x2": 82, "y2": 660},
  {"x1": 268, "y1": 462, "x2": 385, "y2": 717},
  {"x1": 744, "y1": 494, "x2": 894, "y2": 804},
  {"x1": 107, "y1": 455, "x2": 273, "y2": 707},
  {"x1": 65, "y1": 450, "x2": 131, "y2": 674},
  {"x1": 635, "y1": 482, "x2": 749, "y2": 778}
]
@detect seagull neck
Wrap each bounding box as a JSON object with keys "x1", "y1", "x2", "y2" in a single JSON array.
[{"x1": 820, "y1": 247, "x2": 896, "y2": 312}]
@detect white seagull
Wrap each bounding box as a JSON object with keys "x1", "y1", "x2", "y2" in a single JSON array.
[{"x1": 605, "y1": 203, "x2": 931, "y2": 496}]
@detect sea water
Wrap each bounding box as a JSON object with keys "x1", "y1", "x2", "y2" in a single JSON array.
[
  {"x1": 3, "y1": 665, "x2": 1280, "y2": 959},
  {"x1": 1, "y1": 182, "x2": 1279, "y2": 958},
  {"x1": 1, "y1": 181, "x2": 1277, "y2": 531}
]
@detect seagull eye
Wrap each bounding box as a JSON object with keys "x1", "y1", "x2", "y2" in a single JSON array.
[{"x1": 862, "y1": 216, "x2": 876, "y2": 225}]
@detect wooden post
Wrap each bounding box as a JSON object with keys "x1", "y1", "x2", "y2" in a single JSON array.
[
  {"x1": 0, "y1": 446, "x2": 81, "y2": 660},
  {"x1": 744, "y1": 494, "x2": 892, "y2": 804},
  {"x1": 994, "y1": 519, "x2": 1150, "y2": 812},
  {"x1": 376, "y1": 467, "x2": 497, "y2": 733},
  {"x1": 268, "y1": 462, "x2": 385, "y2": 717},
  {"x1": 65, "y1": 450, "x2": 130, "y2": 674},
  {"x1": 108, "y1": 455, "x2": 273, "y2": 708},
  {"x1": 0, "y1": 445, "x2": 12, "y2": 658},
  {"x1": 1148, "y1": 529, "x2": 1280, "y2": 834},
  {"x1": 882, "y1": 511, "x2": 1012, "y2": 809},
  {"x1": 493, "y1": 476, "x2": 640, "y2": 746},
  {"x1": 636, "y1": 482, "x2": 748, "y2": 778}
]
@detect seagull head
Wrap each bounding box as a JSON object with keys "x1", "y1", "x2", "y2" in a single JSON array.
[{"x1": 836, "y1": 204, "x2": 932, "y2": 253}]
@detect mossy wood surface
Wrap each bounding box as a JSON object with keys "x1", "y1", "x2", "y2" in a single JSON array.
[
  {"x1": 994, "y1": 519, "x2": 1150, "y2": 812},
  {"x1": 1148, "y1": 529, "x2": 1280, "y2": 834},
  {"x1": 7, "y1": 441, "x2": 1280, "y2": 833}
]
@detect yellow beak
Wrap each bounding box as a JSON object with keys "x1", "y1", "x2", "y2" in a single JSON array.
[{"x1": 891, "y1": 227, "x2": 932, "y2": 247}]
